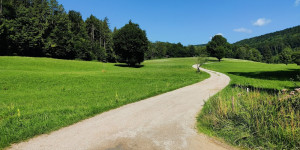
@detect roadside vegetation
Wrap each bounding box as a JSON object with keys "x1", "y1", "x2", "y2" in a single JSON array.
[
  {"x1": 0, "y1": 56, "x2": 209, "y2": 149},
  {"x1": 197, "y1": 58, "x2": 300, "y2": 149}
]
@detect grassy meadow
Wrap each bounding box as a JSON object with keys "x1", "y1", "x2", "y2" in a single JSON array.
[
  {"x1": 198, "y1": 58, "x2": 300, "y2": 149},
  {"x1": 0, "y1": 56, "x2": 209, "y2": 149}
]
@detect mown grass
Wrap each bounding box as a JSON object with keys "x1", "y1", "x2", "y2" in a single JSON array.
[
  {"x1": 204, "y1": 58, "x2": 300, "y2": 90},
  {"x1": 198, "y1": 58, "x2": 300, "y2": 149},
  {"x1": 0, "y1": 56, "x2": 209, "y2": 149}
]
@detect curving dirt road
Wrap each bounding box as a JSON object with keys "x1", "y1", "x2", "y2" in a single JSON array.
[{"x1": 9, "y1": 66, "x2": 231, "y2": 150}]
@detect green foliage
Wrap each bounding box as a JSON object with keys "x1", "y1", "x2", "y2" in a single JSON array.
[
  {"x1": 0, "y1": 56, "x2": 209, "y2": 149},
  {"x1": 261, "y1": 46, "x2": 273, "y2": 63},
  {"x1": 145, "y1": 42, "x2": 201, "y2": 59},
  {"x1": 292, "y1": 51, "x2": 300, "y2": 65},
  {"x1": 207, "y1": 35, "x2": 230, "y2": 61},
  {"x1": 5, "y1": 0, "x2": 49, "y2": 56},
  {"x1": 234, "y1": 46, "x2": 246, "y2": 59},
  {"x1": 146, "y1": 42, "x2": 167, "y2": 59},
  {"x1": 234, "y1": 46, "x2": 263, "y2": 62},
  {"x1": 215, "y1": 46, "x2": 225, "y2": 62},
  {"x1": 1, "y1": 0, "x2": 16, "y2": 19},
  {"x1": 68, "y1": 10, "x2": 85, "y2": 36},
  {"x1": 0, "y1": 0, "x2": 114, "y2": 62},
  {"x1": 196, "y1": 54, "x2": 208, "y2": 73},
  {"x1": 113, "y1": 20, "x2": 148, "y2": 66},
  {"x1": 195, "y1": 45, "x2": 208, "y2": 56},
  {"x1": 187, "y1": 45, "x2": 196, "y2": 57},
  {"x1": 235, "y1": 25, "x2": 300, "y2": 50},
  {"x1": 45, "y1": 11, "x2": 74, "y2": 59},
  {"x1": 251, "y1": 48, "x2": 263, "y2": 62},
  {"x1": 279, "y1": 47, "x2": 293, "y2": 65},
  {"x1": 0, "y1": 18, "x2": 13, "y2": 55}
]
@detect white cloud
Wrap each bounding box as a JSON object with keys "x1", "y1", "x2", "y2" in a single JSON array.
[
  {"x1": 216, "y1": 33, "x2": 223, "y2": 36},
  {"x1": 295, "y1": 0, "x2": 300, "y2": 6},
  {"x1": 253, "y1": 18, "x2": 271, "y2": 26},
  {"x1": 234, "y1": 28, "x2": 252, "y2": 33}
]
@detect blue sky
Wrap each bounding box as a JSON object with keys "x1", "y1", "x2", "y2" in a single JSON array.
[{"x1": 59, "y1": 0, "x2": 300, "y2": 45}]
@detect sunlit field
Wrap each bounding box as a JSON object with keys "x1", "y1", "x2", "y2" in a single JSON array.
[
  {"x1": 198, "y1": 58, "x2": 300, "y2": 149},
  {"x1": 0, "y1": 56, "x2": 209, "y2": 149}
]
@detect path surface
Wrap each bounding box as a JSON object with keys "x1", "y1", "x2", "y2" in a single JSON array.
[{"x1": 9, "y1": 66, "x2": 231, "y2": 150}]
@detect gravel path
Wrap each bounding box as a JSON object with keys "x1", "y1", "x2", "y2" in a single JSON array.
[{"x1": 9, "y1": 66, "x2": 232, "y2": 150}]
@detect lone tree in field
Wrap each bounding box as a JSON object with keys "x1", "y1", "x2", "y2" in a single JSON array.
[
  {"x1": 113, "y1": 20, "x2": 148, "y2": 66},
  {"x1": 206, "y1": 35, "x2": 230, "y2": 62}
]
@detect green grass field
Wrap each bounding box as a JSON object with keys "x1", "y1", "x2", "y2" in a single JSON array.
[
  {"x1": 0, "y1": 56, "x2": 209, "y2": 149},
  {"x1": 198, "y1": 58, "x2": 300, "y2": 149},
  {"x1": 204, "y1": 58, "x2": 300, "y2": 90}
]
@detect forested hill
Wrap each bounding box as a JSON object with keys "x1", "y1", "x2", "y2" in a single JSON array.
[
  {"x1": 234, "y1": 25, "x2": 300, "y2": 55},
  {"x1": 0, "y1": 0, "x2": 115, "y2": 62}
]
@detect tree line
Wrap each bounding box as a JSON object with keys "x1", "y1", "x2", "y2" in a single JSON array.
[
  {"x1": 205, "y1": 35, "x2": 300, "y2": 65},
  {"x1": 145, "y1": 29, "x2": 299, "y2": 65},
  {"x1": 0, "y1": 0, "x2": 202, "y2": 64},
  {"x1": 145, "y1": 42, "x2": 206, "y2": 59},
  {"x1": 0, "y1": 0, "x2": 299, "y2": 65}
]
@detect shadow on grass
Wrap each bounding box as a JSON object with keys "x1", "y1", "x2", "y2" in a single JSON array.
[
  {"x1": 207, "y1": 59, "x2": 221, "y2": 62},
  {"x1": 231, "y1": 84, "x2": 281, "y2": 93},
  {"x1": 228, "y1": 69, "x2": 300, "y2": 81},
  {"x1": 114, "y1": 64, "x2": 144, "y2": 68}
]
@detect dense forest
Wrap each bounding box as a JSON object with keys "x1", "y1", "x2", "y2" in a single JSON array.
[
  {"x1": 0, "y1": 0, "x2": 114, "y2": 61},
  {"x1": 234, "y1": 25, "x2": 300, "y2": 63}
]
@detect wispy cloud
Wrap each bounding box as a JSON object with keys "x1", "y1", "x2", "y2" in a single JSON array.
[
  {"x1": 295, "y1": 0, "x2": 300, "y2": 6},
  {"x1": 234, "y1": 28, "x2": 252, "y2": 33},
  {"x1": 253, "y1": 18, "x2": 271, "y2": 26}
]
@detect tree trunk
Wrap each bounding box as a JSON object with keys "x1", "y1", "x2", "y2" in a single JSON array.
[
  {"x1": 0, "y1": 0, "x2": 2, "y2": 15},
  {"x1": 100, "y1": 36, "x2": 102, "y2": 47},
  {"x1": 104, "y1": 39, "x2": 106, "y2": 50},
  {"x1": 91, "y1": 24, "x2": 95, "y2": 41}
]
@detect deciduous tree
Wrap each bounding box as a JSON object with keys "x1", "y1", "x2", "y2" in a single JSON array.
[
  {"x1": 207, "y1": 35, "x2": 230, "y2": 62},
  {"x1": 279, "y1": 47, "x2": 292, "y2": 65},
  {"x1": 292, "y1": 51, "x2": 300, "y2": 65},
  {"x1": 113, "y1": 20, "x2": 148, "y2": 66}
]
